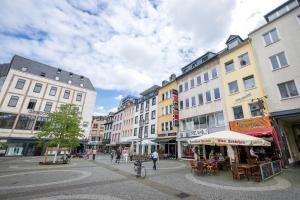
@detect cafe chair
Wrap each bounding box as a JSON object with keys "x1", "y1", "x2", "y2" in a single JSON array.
[
  {"x1": 190, "y1": 160, "x2": 198, "y2": 173},
  {"x1": 251, "y1": 165, "x2": 261, "y2": 182},
  {"x1": 197, "y1": 161, "x2": 207, "y2": 175},
  {"x1": 231, "y1": 162, "x2": 246, "y2": 180}
]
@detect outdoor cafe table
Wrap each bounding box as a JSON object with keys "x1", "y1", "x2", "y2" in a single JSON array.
[{"x1": 237, "y1": 164, "x2": 257, "y2": 181}]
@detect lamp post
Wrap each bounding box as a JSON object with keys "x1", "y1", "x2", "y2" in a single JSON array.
[{"x1": 136, "y1": 119, "x2": 145, "y2": 177}]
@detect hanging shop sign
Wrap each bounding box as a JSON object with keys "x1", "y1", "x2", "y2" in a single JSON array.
[
  {"x1": 229, "y1": 117, "x2": 272, "y2": 132},
  {"x1": 172, "y1": 89, "x2": 179, "y2": 127}
]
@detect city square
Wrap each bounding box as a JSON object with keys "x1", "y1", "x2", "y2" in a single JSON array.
[{"x1": 0, "y1": 155, "x2": 299, "y2": 200}]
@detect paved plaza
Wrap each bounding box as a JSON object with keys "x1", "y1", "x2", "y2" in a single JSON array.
[{"x1": 0, "y1": 155, "x2": 299, "y2": 200}]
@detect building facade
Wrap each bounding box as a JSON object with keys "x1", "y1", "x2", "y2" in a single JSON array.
[
  {"x1": 177, "y1": 52, "x2": 228, "y2": 159},
  {"x1": 249, "y1": 0, "x2": 300, "y2": 164},
  {"x1": 133, "y1": 86, "x2": 159, "y2": 155},
  {"x1": 157, "y1": 75, "x2": 178, "y2": 159},
  {"x1": 89, "y1": 116, "x2": 107, "y2": 150},
  {"x1": 103, "y1": 112, "x2": 114, "y2": 152},
  {"x1": 110, "y1": 109, "x2": 124, "y2": 147},
  {"x1": 0, "y1": 55, "x2": 96, "y2": 156}
]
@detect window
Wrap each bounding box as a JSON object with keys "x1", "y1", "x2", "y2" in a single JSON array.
[
  {"x1": 34, "y1": 116, "x2": 48, "y2": 130},
  {"x1": 15, "y1": 79, "x2": 26, "y2": 89},
  {"x1": 179, "y1": 101, "x2": 183, "y2": 110},
  {"x1": 249, "y1": 102, "x2": 263, "y2": 117},
  {"x1": 134, "y1": 128, "x2": 137, "y2": 136},
  {"x1": 179, "y1": 85, "x2": 183, "y2": 93},
  {"x1": 191, "y1": 96, "x2": 196, "y2": 107},
  {"x1": 135, "y1": 116, "x2": 138, "y2": 124},
  {"x1": 165, "y1": 122, "x2": 169, "y2": 131},
  {"x1": 278, "y1": 80, "x2": 299, "y2": 98},
  {"x1": 144, "y1": 126, "x2": 148, "y2": 138},
  {"x1": 44, "y1": 102, "x2": 53, "y2": 112},
  {"x1": 76, "y1": 93, "x2": 82, "y2": 102},
  {"x1": 8, "y1": 96, "x2": 19, "y2": 107},
  {"x1": 151, "y1": 125, "x2": 155, "y2": 134},
  {"x1": 196, "y1": 75, "x2": 201, "y2": 85},
  {"x1": 145, "y1": 112, "x2": 149, "y2": 123},
  {"x1": 243, "y1": 75, "x2": 256, "y2": 89},
  {"x1": 152, "y1": 97, "x2": 156, "y2": 105},
  {"x1": 162, "y1": 93, "x2": 165, "y2": 101},
  {"x1": 239, "y1": 53, "x2": 250, "y2": 67},
  {"x1": 33, "y1": 83, "x2": 42, "y2": 93},
  {"x1": 297, "y1": 15, "x2": 300, "y2": 24},
  {"x1": 215, "y1": 111, "x2": 225, "y2": 126},
  {"x1": 169, "y1": 121, "x2": 173, "y2": 130},
  {"x1": 214, "y1": 88, "x2": 220, "y2": 100},
  {"x1": 263, "y1": 29, "x2": 279, "y2": 46},
  {"x1": 161, "y1": 123, "x2": 165, "y2": 131},
  {"x1": 190, "y1": 79, "x2": 195, "y2": 88},
  {"x1": 269, "y1": 52, "x2": 288, "y2": 70},
  {"x1": 233, "y1": 106, "x2": 244, "y2": 119},
  {"x1": 49, "y1": 86, "x2": 57, "y2": 96},
  {"x1": 198, "y1": 94, "x2": 204, "y2": 105},
  {"x1": 211, "y1": 68, "x2": 218, "y2": 79},
  {"x1": 185, "y1": 98, "x2": 190, "y2": 108},
  {"x1": 151, "y1": 110, "x2": 156, "y2": 119},
  {"x1": 184, "y1": 82, "x2": 188, "y2": 91},
  {"x1": 206, "y1": 91, "x2": 211, "y2": 102},
  {"x1": 204, "y1": 72, "x2": 209, "y2": 82},
  {"x1": 228, "y1": 80, "x2": 239, "y2": 94},
  {"x1": 225, "y1": 60, "x2": 235, "y2": 73},
  {"x1": 27, "y1": 99, "x2": 37, "y2": 110},
  {"x1": 146, "y1": 100, "x2": 150, "y2": 110},
  {"x1": 63, "y1": 90, "x2": 70, "y2": 99},
  {"x1": 15, "y1": 114, "x2": 36, "y2": 130},
  {"x1": 0, "y1": 112, "x2": 17, "y2": 129},
  {"x1": 138, "y1": 127, "x2": 143, "y2": 138},
  {"x1": 208, "y1": 113, "x2": 215, "y2": 128}
]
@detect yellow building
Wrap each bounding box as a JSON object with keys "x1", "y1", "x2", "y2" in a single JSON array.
[
  {"x1": 157, "y1": 75, "x2": 179, "y2": 158},
  {"x1": 219, "y1": 35, "x2": 278, "y2": 140}
]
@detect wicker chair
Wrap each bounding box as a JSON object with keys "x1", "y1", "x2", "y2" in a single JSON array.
[
  {"x1": 197, "y1": 161, "x2": 207, "y2": 175},
  {"x1": 190, "y1": 160, "x2": 198, "y2": 173},
  {"x1": 231, "y1": 162, "x2": 246, "y2": 180}
]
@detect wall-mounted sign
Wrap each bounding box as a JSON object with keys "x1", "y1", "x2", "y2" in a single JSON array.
[
  {"x1": 179, "y1": 129, "x2": 208, "y2": 138},
  {"x1": 172, "y1": 89, "x2": 179, "y2": 126},
  {"x1": 28, "y1": 109, "x2": 48, "y2": 116},
  {"x1": 229, "y1": 117, "x2": 272, "y2": 132},
  {"x1": 234, "y1": 92, "x2": 252, "y2": 103}
]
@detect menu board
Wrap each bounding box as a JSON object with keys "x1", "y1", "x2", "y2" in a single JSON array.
[{"x1": 260, "y1": 160, "x2": 282, "y2": 181}]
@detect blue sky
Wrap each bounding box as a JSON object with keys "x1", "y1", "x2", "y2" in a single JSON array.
[{"x1": 0, "y1": 0, "x2": 285, "y2": 115}]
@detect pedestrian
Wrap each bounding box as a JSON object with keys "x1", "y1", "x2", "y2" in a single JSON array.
[
  {"x1": 110, "y1": 150, "x2": 115, "y2": 163},
  {"x1": 129, "y1": 148, "x2": 134, "y2": 162},
  {"x1": 151, "y1": 150, "x2": 159, "y2": 170},
  {"x1": 122, "y1": 147, "x2": 129, "y2": 163},
  {"x1": 116, "y1": 149, "x2": 121, "y2": 164},
  {"x1": 86, "y1": 148, "x2": 90, "y2": 160},
  {"x1": 92, "y1": 147, "x2": 97, "y2": 160}
]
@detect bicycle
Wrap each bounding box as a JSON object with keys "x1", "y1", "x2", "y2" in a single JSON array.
[{"x1": 133, "y1": 160, "x2": 146, "y2": 178}]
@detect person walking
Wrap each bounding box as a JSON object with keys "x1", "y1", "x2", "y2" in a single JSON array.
[
  {"x1": 116, "y1": 149, "x2": 121, "y2": 164},
  {"x1": 122, "y1": 147, "x2": 129, "y2": 163},
  {"x1": 92, "y1": 147, "x2": 97, "y2": 160},
  {"x1": 110, "y1": 150, "x2": 115, "y2": 163},
  {"x1": 151, "y1": 150, "x2": 159, "y2": 170},
  {"x1": 86, "y1": 148, "x2": 90, "y2": 160}
]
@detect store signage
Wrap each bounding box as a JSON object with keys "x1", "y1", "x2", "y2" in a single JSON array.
[
  {"x1": 179, "y1": 129, "x2": 208, "y2": 138},
  {"x1": 28, "y1": 109, "x2": 48, "y2": 116},
  {"x1": 229, "y1": 117, "x2": 272, "y2": 132},
  {"x1": 158, "y1": 132, "x2": 177, "y2": 137},
  {"x1": 172, "y1": 89, "x2": 179, "y2": 126},
  {"x1": 234, "y1": 92, "x2": 252, "y2": 103}
]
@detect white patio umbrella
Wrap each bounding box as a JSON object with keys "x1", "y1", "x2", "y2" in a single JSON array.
[
  {"x1": 188, "y1": 130, "x2": 271, "y2": 147},
  {"x1": 141, "y1": 139, "x2": 158, "y2": 145}
]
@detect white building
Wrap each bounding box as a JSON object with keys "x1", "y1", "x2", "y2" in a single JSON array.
[
  {"x1": 0, "y1": 55, "x2": 96, "y2": 156},
  {"x1": 132, "y1": 85, "x2": 159, "y2": 155},
  {"x1": 249, "y1": 0, "x2": 300, "y2": 164},
  {"x1": 177, "y1": 52, "x2": 228, "y2": 159}
]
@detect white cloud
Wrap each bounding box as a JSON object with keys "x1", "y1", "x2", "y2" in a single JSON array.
[
  {"x1": 114, "y1": 95, "x2": 124, "y2": 101},
  {"x1": 93, "y1": 105, "x2": 117, "y2": 116},
  {"x1": 0, "y1": 0, "x2": 287, "y2": 93}
]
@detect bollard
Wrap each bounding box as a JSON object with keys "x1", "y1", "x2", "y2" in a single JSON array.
[{"x1": 136, "y1": 160, "x2": 142, "y2": 177}]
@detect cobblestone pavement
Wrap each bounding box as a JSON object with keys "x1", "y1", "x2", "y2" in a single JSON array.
[{"x1": 0, "y1": 155, "x2": 299, "y2": 200}]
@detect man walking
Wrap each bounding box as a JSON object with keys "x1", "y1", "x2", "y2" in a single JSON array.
[
  {"x1": 151, "y1": 150, "x2": 159, "y2": 170},
  {"x1": 92, "y1": 147, "x2": 97, "y2": 160}
]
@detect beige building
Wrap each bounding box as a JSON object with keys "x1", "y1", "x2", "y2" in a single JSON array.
[
  {"x1": 89, "y1": 116, "x2": 107, "y2": 149},
  {"x1": 249, "y1": 0, "x2": 300, "y2": 164}
]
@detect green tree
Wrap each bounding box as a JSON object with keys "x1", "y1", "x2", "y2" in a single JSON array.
[{"x1": 36, "y1": 104, "x2": 83, "y2": 163}]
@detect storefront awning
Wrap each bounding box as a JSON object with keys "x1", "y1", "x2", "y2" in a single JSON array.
[{"x1": 241, "y1": 128, "x2": 280, "y2": 148}]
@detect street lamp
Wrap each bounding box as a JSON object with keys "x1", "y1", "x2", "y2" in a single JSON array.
[{"x1": 136, "y1": 119, "x2": 145, "y2": 177}]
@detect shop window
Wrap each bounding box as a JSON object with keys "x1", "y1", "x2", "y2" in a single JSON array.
[
  {"x1": 27, "y1": 99, "x2": 37, "y2": 110},
  {"x1": 15, "y1": 79, "x2": 26, "y2": 89},
  {"x1": 239, "y1": 53, "x2": 250, "y2": 67},
  {"x1": 0, "y1": 112, "x2": 17, "y2": 129},
  {"x1": 193, "y1": 116, "x2": 200, "y2": 130},
  {"x1": 243, "y1": 75, "x2": 256, "y2": 89},
  {"x1": 33, "y1": 83, "x2": 43, "y2": 93},
  {"x1": 278, "y1": 80, "x2": 299, "y2": 98},
  {"x1": 233, "y1": 106, "x2": 244, "y2": 119},
  {"x1": 199, "y1": 116, "x2": 207, "y2": 128},
  {"x1": 228, "y1": 80, "x2": 239, "y2": 94},
  {"x1": 15, "y1": 114, "x2": 36, "y2": 130},
  {"x1": 208, "y1": 113, "x2": 215, "y2": 128},
  {"x1": 49, "y1": 86, "x2": 57, "y2": 96},
  {"x1": 198, "y1": 93, "x2": 204, "y2": 105},
  {"x1": 63, "y1": 90, "x2": 70, "y2": 99},
  {"x1": 249, "y1": 102, "x2": 263, "y2": 117},
  {"x1": 8, "y1": 96, "x2": 19, "y2": 107},
  {"x1": 269, "y1": 52, "x2": 288, "y2": 70},
  {"x1": 225, "y1": 60, "x2": 235, "y2": 73},
  {"x1": 263, "y1": 29, "x2": 279, "y2": 46}
]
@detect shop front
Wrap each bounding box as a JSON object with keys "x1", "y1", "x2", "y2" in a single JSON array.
[
  {"x1": 229, "y1": 117, "x2": 281, "y2": 162},
  {"x1": 157, "y1": 132, "x2": 177, "y2": 159},
  {"x1": 5, "y1": 137, "x2": 45, "y2": 156}
]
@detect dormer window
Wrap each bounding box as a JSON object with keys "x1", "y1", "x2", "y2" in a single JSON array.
[
  {"x1": 55, "y1": 76, "x2": 59, "y2": 81},
  {"x1": 80, "y1": 76, "x2": 84, "y2": 81},
  {"x1": 69, "y1": 73, "x2": 73, "y2": 77},
  {"x1": 57, "y1": 68, "x2": 62, "y2": 74},
  {"x1": 202, "y1": 56, "x2": 208, "y2": 62},
  {"x1": 21, "y1": 67, "x2": 28, "y2": 72},
  {"x1": 40, "y1": 72, "x2": 46, "y2": 77},
  {"x1": 80, "y1": 83, "x2": 84, "y2": 87},
  {"x1": 226, "y1": 35, "x2": 243, "y2": 50}
]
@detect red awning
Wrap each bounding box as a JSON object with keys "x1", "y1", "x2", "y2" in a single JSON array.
[{"x1": 241, "y1": 128, "x2": 280, "y2": 148}]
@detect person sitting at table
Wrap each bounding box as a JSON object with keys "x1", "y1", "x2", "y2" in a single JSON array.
[
  {"x1": 250, "y1": 147, "x2": 259, "y2": 159},
  {"x1": 218, "y1": 153, "x2": 225, "y2": 161},
  {"x1": 209, "y1": 150, "x2": 215, "y2": 160}
]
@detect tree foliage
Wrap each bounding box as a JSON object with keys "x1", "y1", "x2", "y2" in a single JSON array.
[{"x1": 36, "y1": 104, "x2": 83, "y2": 149}]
